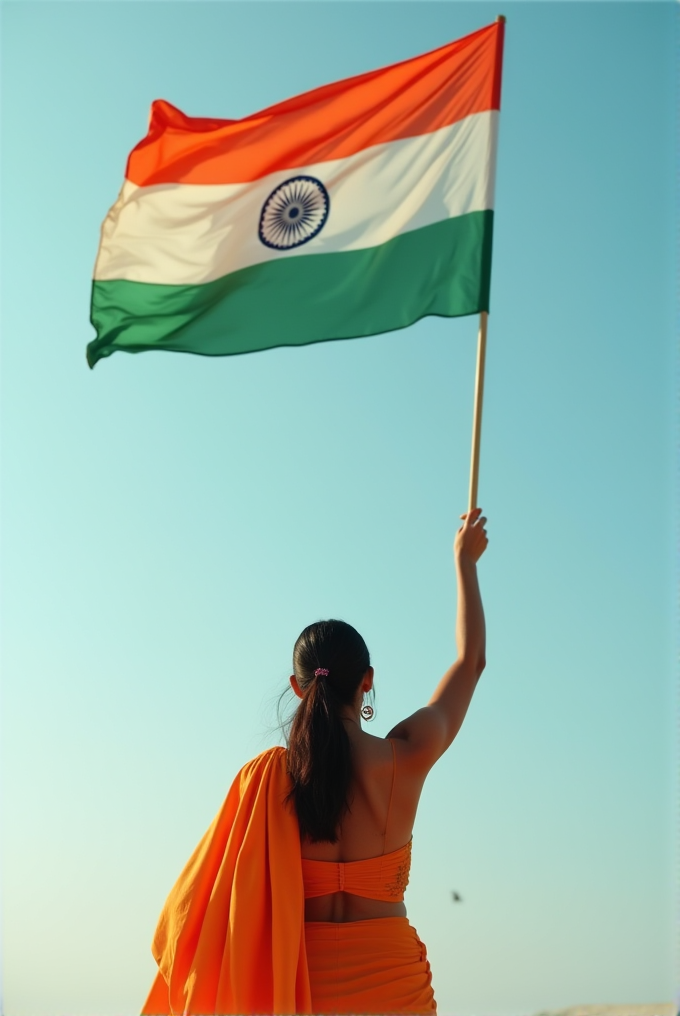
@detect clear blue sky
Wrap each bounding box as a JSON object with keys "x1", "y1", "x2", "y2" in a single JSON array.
[{"x1": 0, "y1": 3, "x2": 675, "y2": 1015}]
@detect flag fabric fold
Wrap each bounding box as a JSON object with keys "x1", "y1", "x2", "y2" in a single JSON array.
[{"x1": 88, "y1": 20, "x2": 504, "y2": 368}]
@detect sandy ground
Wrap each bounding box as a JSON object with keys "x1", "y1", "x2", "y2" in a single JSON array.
[{"x1": 532, "y1": 1006, "x2": 675, "y2": 1016}]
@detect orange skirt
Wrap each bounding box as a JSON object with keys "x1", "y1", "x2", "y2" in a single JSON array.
[{"x1": 304, "y1": 917, "x2": 436, "y2": 1015}]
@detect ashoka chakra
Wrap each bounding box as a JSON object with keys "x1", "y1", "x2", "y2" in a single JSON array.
[{"x1": 259, "y1": 176, "x2": 330, "y2": 250}]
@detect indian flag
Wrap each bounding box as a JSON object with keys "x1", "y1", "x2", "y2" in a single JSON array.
[{"x1": 87, "y1": 19, "x2": 504, "y2": 369}]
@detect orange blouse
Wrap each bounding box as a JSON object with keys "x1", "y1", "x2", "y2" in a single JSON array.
[{"x1": 301, "y1": 840, "x2": 412, "y2": 901}]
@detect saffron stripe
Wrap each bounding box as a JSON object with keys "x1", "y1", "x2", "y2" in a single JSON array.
[{"x1": 126, "y1": 22, "x2": 504, "y2": 186}]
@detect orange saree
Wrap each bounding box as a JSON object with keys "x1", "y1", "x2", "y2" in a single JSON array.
[
  {"x1": 305, "y1": 917, "x2": 435, "y2": 1014},
  {"x1": 141, "y1": 746, "x2": 436, "y2": 1015}
]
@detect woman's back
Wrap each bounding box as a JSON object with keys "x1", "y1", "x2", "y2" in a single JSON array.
[
  {"x1": 300, "y1": 728, "x2": 427, "y2": 922},
  {"x1": 301, "y1": 730, "x2": 421, "y2": 861}
]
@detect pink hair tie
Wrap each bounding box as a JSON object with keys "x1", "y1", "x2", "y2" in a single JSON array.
[{"x1": 314, "y1": 668, "x2": 329, "y2": 678}]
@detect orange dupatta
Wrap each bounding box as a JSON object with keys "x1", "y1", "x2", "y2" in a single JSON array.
[{"x1": 141, "y1": 746, "x2": 312, "y2": 1016}]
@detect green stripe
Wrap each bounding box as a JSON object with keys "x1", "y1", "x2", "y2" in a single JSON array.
[{"x1": 87, "y1": 211, "x2": 493, "y2": 368}]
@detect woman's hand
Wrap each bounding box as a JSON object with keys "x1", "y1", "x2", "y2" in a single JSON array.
[{"x1": 454, "y1": 507, "x2": 488, "y2": 564}]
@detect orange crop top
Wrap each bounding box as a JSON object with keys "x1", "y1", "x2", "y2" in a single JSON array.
[{"x1": 300, "y1": 739, "x2": 413, "y2": 903}]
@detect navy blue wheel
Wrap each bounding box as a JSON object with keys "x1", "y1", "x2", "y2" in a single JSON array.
[{"x1": 258, "y1": 176, "x2": 330, "y2": 250}]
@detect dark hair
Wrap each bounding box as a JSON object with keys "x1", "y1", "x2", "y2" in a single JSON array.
[{"x1": 286, "y1": 619, "x2": 370, "y2": 843}]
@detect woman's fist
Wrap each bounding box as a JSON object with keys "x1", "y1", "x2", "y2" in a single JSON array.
[{"x1": 454, "y1": 507, "x2": 489, "y2": 564}]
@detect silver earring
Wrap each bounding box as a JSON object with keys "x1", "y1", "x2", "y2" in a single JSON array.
[{"x1": 361, "y1": 686, "x2": 375, "y2": 721}]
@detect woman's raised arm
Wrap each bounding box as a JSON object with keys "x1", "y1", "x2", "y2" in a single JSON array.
[{"x1": 387, "y1": 507, "x2": 488, "y2": 770}]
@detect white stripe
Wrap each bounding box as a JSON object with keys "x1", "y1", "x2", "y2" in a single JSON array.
[{"x1": 94, "y1": 111, "x2": 498, "y2": 285}]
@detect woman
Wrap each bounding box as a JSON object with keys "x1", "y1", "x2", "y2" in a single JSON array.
[{"x1": 141, "y1": 507, "x2": 488, "y2": 1016}]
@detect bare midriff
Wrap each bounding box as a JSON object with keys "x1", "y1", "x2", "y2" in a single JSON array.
[{"x1": 304, "y1": 891, "x2": 407, "y2": 923}]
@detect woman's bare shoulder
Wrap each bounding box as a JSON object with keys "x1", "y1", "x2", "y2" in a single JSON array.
[
  {"x1": 350, "y1": 728, "x2": 394, "y2": 767},
  {"x1": 386, "y1": 707, "x2": 450, "y2": 775}
]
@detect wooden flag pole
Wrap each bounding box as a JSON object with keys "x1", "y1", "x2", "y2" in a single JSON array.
[
  {"x1": 467, "y1": 15, "x2": 503, "y2": 512},
  {"x1": 467, "y1": 311, "x2": 488, "y2": 512}
]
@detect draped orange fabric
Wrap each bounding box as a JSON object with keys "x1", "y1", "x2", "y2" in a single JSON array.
[
  {"x1": 141, "y1": 746, "x2": 312, "y2": 1016},
  {"x1": 305, "y1": 917, "x2": 436, "y2": 1014}
]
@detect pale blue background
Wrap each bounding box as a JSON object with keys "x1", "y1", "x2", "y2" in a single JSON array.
[{"x1": 0, "y1": 3, "x2": 675, "y2": 1015}]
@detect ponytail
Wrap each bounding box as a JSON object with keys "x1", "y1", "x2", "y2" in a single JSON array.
[{"x1": 286, "y1": 620, "x2": 370, "y2": 843}]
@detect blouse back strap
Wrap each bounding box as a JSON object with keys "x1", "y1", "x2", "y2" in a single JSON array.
[{"x1": 383, "y1": 737, "x2": 397, "y2": 854}]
